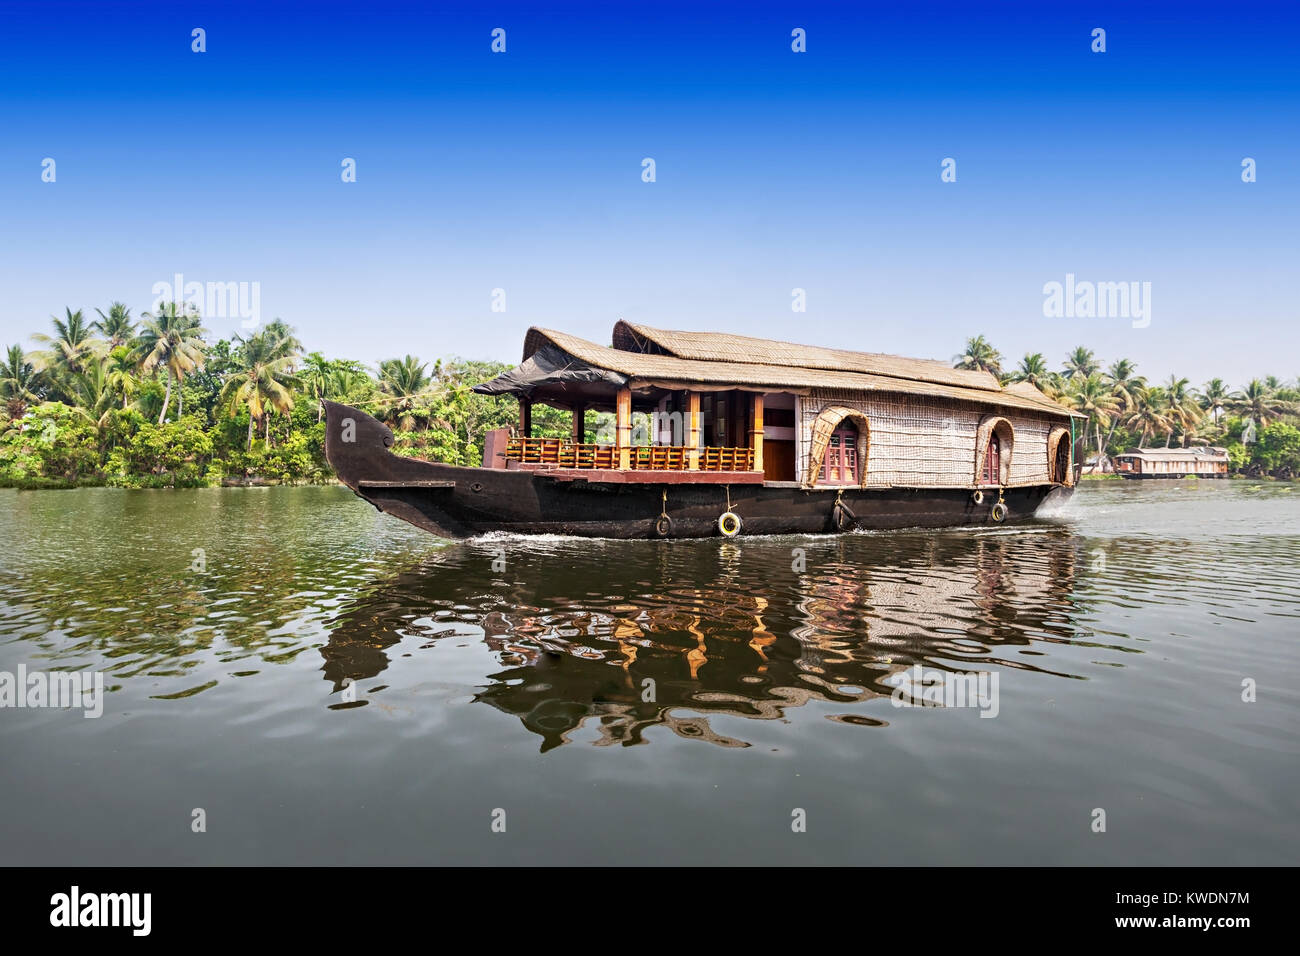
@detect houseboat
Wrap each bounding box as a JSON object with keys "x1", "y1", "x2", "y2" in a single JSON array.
[
  {"x1": 1113, "y1": 446, "x2": 1229, "y2": 479},
  {"x1": 323, "y1": 321, "x2": 1085, "y2": 539}
]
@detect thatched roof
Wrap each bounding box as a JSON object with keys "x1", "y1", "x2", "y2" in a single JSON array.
[
  {"x1": 613, "y1": 320, "x2": 999, "y2": 391},
  {"x1": 505, "y1": 325, "x2": 1080, "y2": 419}
]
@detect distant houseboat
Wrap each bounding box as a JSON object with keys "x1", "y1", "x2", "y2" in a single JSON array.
[
  {"x1": 1114, "y1": 446, "x2": 1229, "y2": 479},
  {"x1": 324, "y1": 321, "x2": 1084, "y2": 538}
]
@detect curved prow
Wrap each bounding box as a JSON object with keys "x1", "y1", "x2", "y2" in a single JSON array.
[
  {"x1": 322, "y1": 400, "x2": 399, "y2": 491},
  {"x1": 322, "y1": 400, "x2": 483, "y2": 538}
]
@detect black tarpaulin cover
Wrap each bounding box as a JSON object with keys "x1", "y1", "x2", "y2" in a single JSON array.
[{"x1": 470, "y1": 343, "x2": 628, "y2": 398}]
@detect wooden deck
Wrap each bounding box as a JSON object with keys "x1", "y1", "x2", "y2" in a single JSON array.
[
  {"x1": 507, "y1": 462, "x2": 764, "y2": 484},
  {"x1": 505, "y1": 436, "x2": 755, "y2": 472}
]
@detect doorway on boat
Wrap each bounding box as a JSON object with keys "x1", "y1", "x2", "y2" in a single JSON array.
[
  {"x1": 1052, "y1": 435, "x2": 1070, "y2": 483},
  {"x1": 761, "y1": 391, "x2": 797, "y2": 481},
  {"x1": 1046, "y1": 424, "x2": 1072, "y2": 485},
  {"x1": 821, "y1": 424, "x2": 859, "y2": 485},
  {"x1": 982, "y1": 434, "x2": 1001, "y2": 485},
  {"x1": 974, "y1": 416, "x2": 1014, "y2": 486}
]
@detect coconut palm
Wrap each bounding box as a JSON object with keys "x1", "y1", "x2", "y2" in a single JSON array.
[
  {"x1": 1230, "y1": 378, "x2": 1294, "y2": 427},
  {"x1": 0, "y1": 344, "x2": 43, "y2": 419},
  {"x1": 68, "y1": 356, "x2": 118, "y2": 428},
  {"x1": 1011, "y1": 353, "x2": 1049, "y2": 386},
  {"x1": 1101, "y1": 359, "x2": 1146, "y2": 458},
  {"x1": 93, "y1": 302, "x2": 135, "y2": 348},
  {"x1": 104, "y1": 345, "x2": 141, "y2": 409},
  {"x1": 261, "y1": 319, "x2": 303, "y2": 363},
  {"x1": 330, "y1": 366, "x2": 375, "y2": 406},
  {"x1": 1124, "y1": 387, "x2": 1170, "y2": 447},
  {"x1": 1160, "y1": 375, "x2": 1203, "y2": 446},
  {"x1": 954, "y1": 336, "x2": 1003, "y2": 377},
  {"x1": 1197, "y1": 378, "x2": 1230, "y2": 424},
  {"x1": 1065, "y1": 372, "x2": 1119, "y2": 461},
  {"x1": 134, "y1": 302, "x2": 208, "y2": 423},
  {"x1": 31, "y1": 308, "x2": 102, "y2": 382},
  {"x1": 1062, "y1": 346, "x2": 1099, "y2": 382},
  {"x1": 218, "y1": 328, "x2": 300, "y2": 449},
  {"x1": 376, "y1": 355, "x2": 435, "y2": 430}
]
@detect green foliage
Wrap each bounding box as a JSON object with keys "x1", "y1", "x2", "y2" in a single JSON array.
[
  {"x1": 107, "y1": 416, "x2": 214, "y2": 487},
  {"x1": 0, "y1": 402, "x2": 100, "y2": 482},
  {"x1": 1250, "y1": 423, "x2": 1300, "y2": 478},
  {"x1": 8, "y1": 309, "x2": 1300, "y2": 488},
  {"x1": 957, "y1": 336, "x2": 1300, "y2": 476}
]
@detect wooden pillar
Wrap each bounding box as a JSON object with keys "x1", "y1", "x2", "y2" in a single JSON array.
[
  {"x1": 686, "y1": 391, "x2": 701, "y2": 470},
  {"x1": 616, "y1": 387, "x2": 631, "y2": 469},
  {"x1": 571, "y1": 403, "x2": 585, "y2": 444},
  {"x1": 519, "y1": 399, "x2": 532, "y2": 438},
  {"x1": 749, "y1": 393, "x2": 764, "y2": 473}
]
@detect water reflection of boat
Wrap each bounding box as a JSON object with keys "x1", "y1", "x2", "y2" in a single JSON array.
[{"x1": 321, "y1": 533, "x2": 1082, "y2": 749}]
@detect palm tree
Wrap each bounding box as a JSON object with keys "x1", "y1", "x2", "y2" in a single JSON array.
[
  {"x1": 1160, "y1": 375, "x2": 1203, "y2": 446},
  {"x1": 0, "y1": 344, "x2": 43, "y2": 419},
  {"x1": 1197, "y1": 378, "x2": 1230, "y2": 424},
  {"x1": 1230, "y1": 378, "x2": 1294, "y2": 427},
  {"x1": 93, "y1": 302, "x2": 135, "y2": 348},
  {"x1": 134, "y1": 302, "x2": 208, "y2": 423},
  {"x1": 69, "y1": 356, "x2": 117, "y2": 428},
  {"x1": 1125, "y1": 387, "x2": 1170, "y2": 447},
  {"x1": 954, "y1": 335, "x2": 1003, "y2": 377},
  {"x1": 262, "y1": 319, "x2": 303, "y2": 362},
  {"x1": 376, "y1": 355, "x2": 434, "y2": 430},
  {"x1": 104, "y1": 345, "x2": 140, "y2": 409},
  {"x1": 1062, "y1": 346, "x2": 1099, "y2": 382},
  {"x1": 1011, "y1": 353, "x2": 1049, "y2": 386},
  {"x1": 31, "y1": 308, "x2": 102, "y2": 381},
  {"x1": 1065, "y1": 372, "x2": 1120, "y2": 462},
  {"x1": 218, "y1": 328, "x2": 300, "y2": 450},
  {"x1": 329, "y1": 366, "x2": 375, "y2": 407},
  {"x1": 1101, "y1": 359, "x2": 1146, "y2": 458}
]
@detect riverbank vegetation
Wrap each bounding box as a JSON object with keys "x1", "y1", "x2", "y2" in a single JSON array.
[
  {"x1": 2, "y1": 307, "x2": 1297, "y2": 488},
  {"x1": 956, "y1": 336, "x2": 1300, "y2": 478},
  {"x1": 0, "y1": 304, "x2": 571, "y2": 488}
]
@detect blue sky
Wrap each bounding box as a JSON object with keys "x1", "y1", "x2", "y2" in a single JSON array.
[{"x1": 1, "y1": 0, "x2": 1296, "y2": 386}]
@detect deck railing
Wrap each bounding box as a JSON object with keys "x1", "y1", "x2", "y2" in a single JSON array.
[{"x1": 505, "y1": 437, "x2": 754, "y2": 472}]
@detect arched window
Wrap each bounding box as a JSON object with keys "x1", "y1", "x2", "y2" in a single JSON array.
[
  {"x1": 982, "y1": 433, "x2": 1000, "y2": 485},
  {"x1": 805, "y1": 405, "x2": 869, "y2": 488}
]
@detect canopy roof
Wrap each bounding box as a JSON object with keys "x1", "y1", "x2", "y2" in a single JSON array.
[
  {"x1": 473, "y1": 322, "x2": 1082, "y2": 419},
  {"x1": 1117, "y1": 446, "x2": 1228, "y2": 460}
]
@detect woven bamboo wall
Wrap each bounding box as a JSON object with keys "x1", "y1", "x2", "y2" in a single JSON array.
[{"x1": 797, "y1": 389, "x2": 1061, "y2": 488}]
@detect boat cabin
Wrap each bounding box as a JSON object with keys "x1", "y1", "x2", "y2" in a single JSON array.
[
  {"x1": 1113, "y1": 447, "x2": 1229, "y2": 478},
  {"x1": 472, "y1": 321, "x2": 1082, "y2": 489}
]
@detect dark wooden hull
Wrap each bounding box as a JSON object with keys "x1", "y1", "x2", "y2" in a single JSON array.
[{"x1": 324, "y1": 401, "x2": 1075, "y2": 539}]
